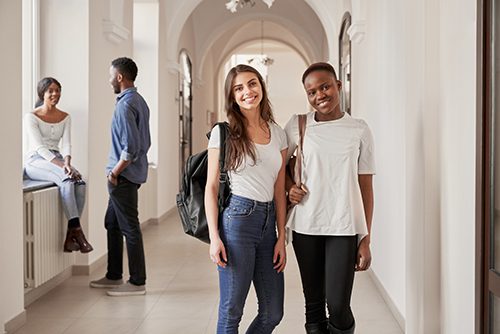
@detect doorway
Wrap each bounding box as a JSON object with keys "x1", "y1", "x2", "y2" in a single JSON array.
[
  {"x1": 339, "y1": 12, "x2": 352, "y2": 115},
  {"x1": 179, "y1": 50, "x2": 193, "y2": 185}
]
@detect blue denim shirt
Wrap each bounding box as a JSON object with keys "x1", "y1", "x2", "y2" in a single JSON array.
[{"x1": 106, "y1": 87, "x2": 151, "y2": 184}]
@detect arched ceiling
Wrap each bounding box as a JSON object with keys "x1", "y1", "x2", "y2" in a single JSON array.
[
  {"x1": 166, "y1": 0, "x2": 333, "y2": 74},
  {"x1": 199, "y1": 19, "x2": 314, "y2": 81}
]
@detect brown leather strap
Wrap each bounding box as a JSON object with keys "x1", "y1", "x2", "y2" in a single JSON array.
[{"x1": 294, "y1": 114, "x2": 307, "y2": 187}]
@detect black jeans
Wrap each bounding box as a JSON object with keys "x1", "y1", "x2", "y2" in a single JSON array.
[
  {"x1": 105, "y1": 177, "x2": 146, "y2": 286},
  {"x1": 292, "y1": 232, "x2": 357, "y2": 330}
]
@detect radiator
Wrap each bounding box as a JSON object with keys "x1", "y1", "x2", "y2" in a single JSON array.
[{"x1": 23, "y1": 186, "x2": 74, "y2": 289}]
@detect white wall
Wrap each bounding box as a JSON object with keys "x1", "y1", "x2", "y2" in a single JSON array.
[
  {"x1": 403, "y1": 0, "x2": 442, "y2": 331},
  {"x1": 439, "y1": 0, "x2": 477, "y2": 332},
  {"x1": 134, "y1": 1, "x2": 159, "y2": 166},
  {"x1": 0, "y1": 0, "x2": 25, "y2": 332},
  {"x1": 156, "y1": 1, "x2": 181, "y2": 215}
]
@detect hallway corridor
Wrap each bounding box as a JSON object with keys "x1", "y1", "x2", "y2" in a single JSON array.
[{"x1": 13, "y1": 214, "x2": 403, "y2": 334}]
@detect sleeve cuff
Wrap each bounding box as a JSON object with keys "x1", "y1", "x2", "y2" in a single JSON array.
[{"x1": 120, "y1": 150, "x2": 134, "y2": 161}]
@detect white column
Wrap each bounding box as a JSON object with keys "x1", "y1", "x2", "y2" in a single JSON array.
[{"x1": 0, "y1": 0, "x2": 25, "y2": 332}]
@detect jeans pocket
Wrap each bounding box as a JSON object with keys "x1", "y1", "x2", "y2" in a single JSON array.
[
  {"x1": 107, "y1": 180, "x2": 117, "y2": 193},
  {"x1": 228, "y1": 200, "x2": 255, "y2": 218}
]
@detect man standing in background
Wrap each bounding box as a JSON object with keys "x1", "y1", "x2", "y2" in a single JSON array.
[{"x1": 90, "y1": 57, "x2": 151, "y2": 296}]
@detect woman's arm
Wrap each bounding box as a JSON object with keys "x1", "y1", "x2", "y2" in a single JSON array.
[
  {"x1": 25, "y1": 113, "x2": 57, "y2": 162},
  {"x1": 60, "y1": 114, "x2": 71, "y2": 160},
  {"x1": 273, "y1": 149, "x2": 288, "y2": 273},
  {"x1": 356, "y1": 174, "x2": 374, "y2": 271},
  {"x1": 205, "y1": 147, "x2": 227, "y2": 268}
]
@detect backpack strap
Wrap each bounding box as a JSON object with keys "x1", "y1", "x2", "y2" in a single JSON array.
[
  {"x1": 217, "y1": 122, "x2": 229, "y2": 208},
  {"x1": 294, "y1": 114, "x2": 307, "y2": 187}
]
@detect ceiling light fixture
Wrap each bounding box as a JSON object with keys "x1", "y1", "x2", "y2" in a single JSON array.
[
  {"x1": 248, "y1": 20, "x2": 274, "y2": 67},
  {"x1": 225, "y1": 0, "x2": 275, "y2": 13}
]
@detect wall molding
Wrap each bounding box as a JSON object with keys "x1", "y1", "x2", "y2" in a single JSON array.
[
  {"x1": 4, "y1": 310, "x2": 26, "y2": 334},
  {"x1": 347, "y1": 21, "x2": 366, "y2": 44},
  {"x1": 72, "y1": 253, "x2": 107, "y2": 276},
  {"x1": 349, "y1": 0, "x2": 366, "y2": 44},
  {"x1": 368, "y1": 269, "x2": 405, "y2": 331},
  {"x1": 102, "y1": 19, "x2": 129, "y2": 44},
  {"x1": 166, "y1": 60, "x2": 181, "y2": 75},
  {"x1": 24, "y1": 266, "x2": 72, "y2": 307}
]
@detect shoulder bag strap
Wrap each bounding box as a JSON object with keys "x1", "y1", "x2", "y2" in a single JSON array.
[{"x1": 294, "y1": 114, "x2": 307, "y2": 187}]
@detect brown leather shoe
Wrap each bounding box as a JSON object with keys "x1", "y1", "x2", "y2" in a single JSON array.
[
  {"x1": 63, "y1": 229, "x2": 80, "y2": 252},
  {"x1": 68, "y1": 227, "x2": 93, "y2": 253}
]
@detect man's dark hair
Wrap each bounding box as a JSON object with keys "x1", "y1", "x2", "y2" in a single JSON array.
[
  {"x1": 111, "y1": 57, "x2": 138, "y2": 82},
  {"x1": 301, "y1": 62, "x2": 338, "y2": 84}
]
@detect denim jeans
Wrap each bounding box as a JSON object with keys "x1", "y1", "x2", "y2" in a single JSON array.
[
  {"x1": 105, "y1": 176, "x2": 146, "y2": 286},
  {"x1": 25, "y1": 152, "x2": 85, "y2": 220},
  {"x1": 217, "y1": 195, "x2": 284, "y2": 334}
]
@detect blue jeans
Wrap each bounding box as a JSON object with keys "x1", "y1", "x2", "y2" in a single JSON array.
[
  {"x1": 25, "y1": 152, "x2": 85, "y2": 220},
  {"x1": 217, "y1": 195, "x2": 284, "y2": 334}
]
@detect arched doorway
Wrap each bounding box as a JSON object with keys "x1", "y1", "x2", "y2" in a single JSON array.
[
  {"x1": 339, "y1": 12, "x2": 352, "y2": 115},
  {"x1": 179, "y1": 50, "x2": 193, "y2": 184}
]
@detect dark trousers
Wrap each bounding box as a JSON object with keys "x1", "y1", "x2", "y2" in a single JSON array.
[
  {"x1": 292, "y1": 232, "x2": 357, "y2": 330},
  {"x1": 105, "y1": 177, "x2": 146, "y2": 286}
]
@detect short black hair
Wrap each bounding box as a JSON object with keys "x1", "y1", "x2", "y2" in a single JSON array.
[
  {"x1": 111, "y1": 57, "x2": 138, "y2": 82},
  {"x1": 301, "y1": 62, "x2": 338, "y2": 84}
]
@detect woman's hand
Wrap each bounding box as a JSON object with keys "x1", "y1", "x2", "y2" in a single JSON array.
[
  {"x1": 210, "y1": 235, "x2": 228, "y2": 268},
  {"x1": 288, "y1": 184, "x2": 308, "y2": 205},
  {"x1": 65, "y1": 165, "x2": 82, "y2": 181},
  {"x1": 273, "y1": 237, "x2": 287, "y2": 273},
  {"x1": 355, "y1": 238, "x2": 372, "y2": 271}
]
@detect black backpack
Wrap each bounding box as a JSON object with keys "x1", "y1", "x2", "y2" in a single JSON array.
[{"x1": 176, "y1": 122, "x2": 230, "y2": 243}]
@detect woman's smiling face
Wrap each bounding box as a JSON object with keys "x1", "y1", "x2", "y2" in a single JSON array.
[
  {"x1": 43, "y1": 83, "x2": 61, "y2": 107},
  {"x1": 303, "y1": 70, "x2": 342, "y2": 117},
  {"x1": 232, "y1": 71, "x2": 263, "y2": 112}
]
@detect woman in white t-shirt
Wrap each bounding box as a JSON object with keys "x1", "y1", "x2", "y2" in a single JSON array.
[
  {"x1": 24, "y1": 77, "x2": 93, "y2": 253},
  {"x1": 205, "y1": 64, "x2": 287, "y2": 334},
  {"x1": 284, "y1": 63, "x2": 375, "y2": 334}
]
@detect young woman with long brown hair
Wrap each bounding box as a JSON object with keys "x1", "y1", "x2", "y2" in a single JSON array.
[{"x1": 205, "y1": 64, "x2": 287, "y2": 333}]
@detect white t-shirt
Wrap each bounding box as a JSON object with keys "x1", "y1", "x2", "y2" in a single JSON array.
[
  {"x1": 24, "y1": 112, "x2": 71, "y2": 161},
  {"x1": 208, "y1": 122, "x2": 288, "y2": 202},
  {"x1": 284, "y1": 112, "x2": 375, "y2": 240}
]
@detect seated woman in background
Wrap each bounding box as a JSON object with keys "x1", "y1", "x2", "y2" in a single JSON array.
[{"x1": 24, "y1": 77, "x2": 93, "y2": 253}]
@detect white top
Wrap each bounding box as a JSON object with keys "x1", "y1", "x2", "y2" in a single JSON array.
[
  {"x1": 284, "y1": 112, "x2": 375, "y2": 240},
  {"x1": 208, "y1": 122, "x2": 288, "y2": 202},
  {"x1": 24, "y1": 112, "x2": 71, "y2": 161}
]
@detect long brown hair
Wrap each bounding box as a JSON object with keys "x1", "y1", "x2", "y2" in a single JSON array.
[{"x1": 224, "y1": 64, "x2": 275, "y2": 171}]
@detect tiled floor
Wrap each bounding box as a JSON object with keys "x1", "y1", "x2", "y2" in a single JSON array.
[{"x1": 13, "y1": 214, "x2": 404, "y2": 334}]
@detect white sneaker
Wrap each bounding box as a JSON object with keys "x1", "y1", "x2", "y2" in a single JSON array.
[{"x1": 106, "y1": 281, "x2": 146, "y2": 296}]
